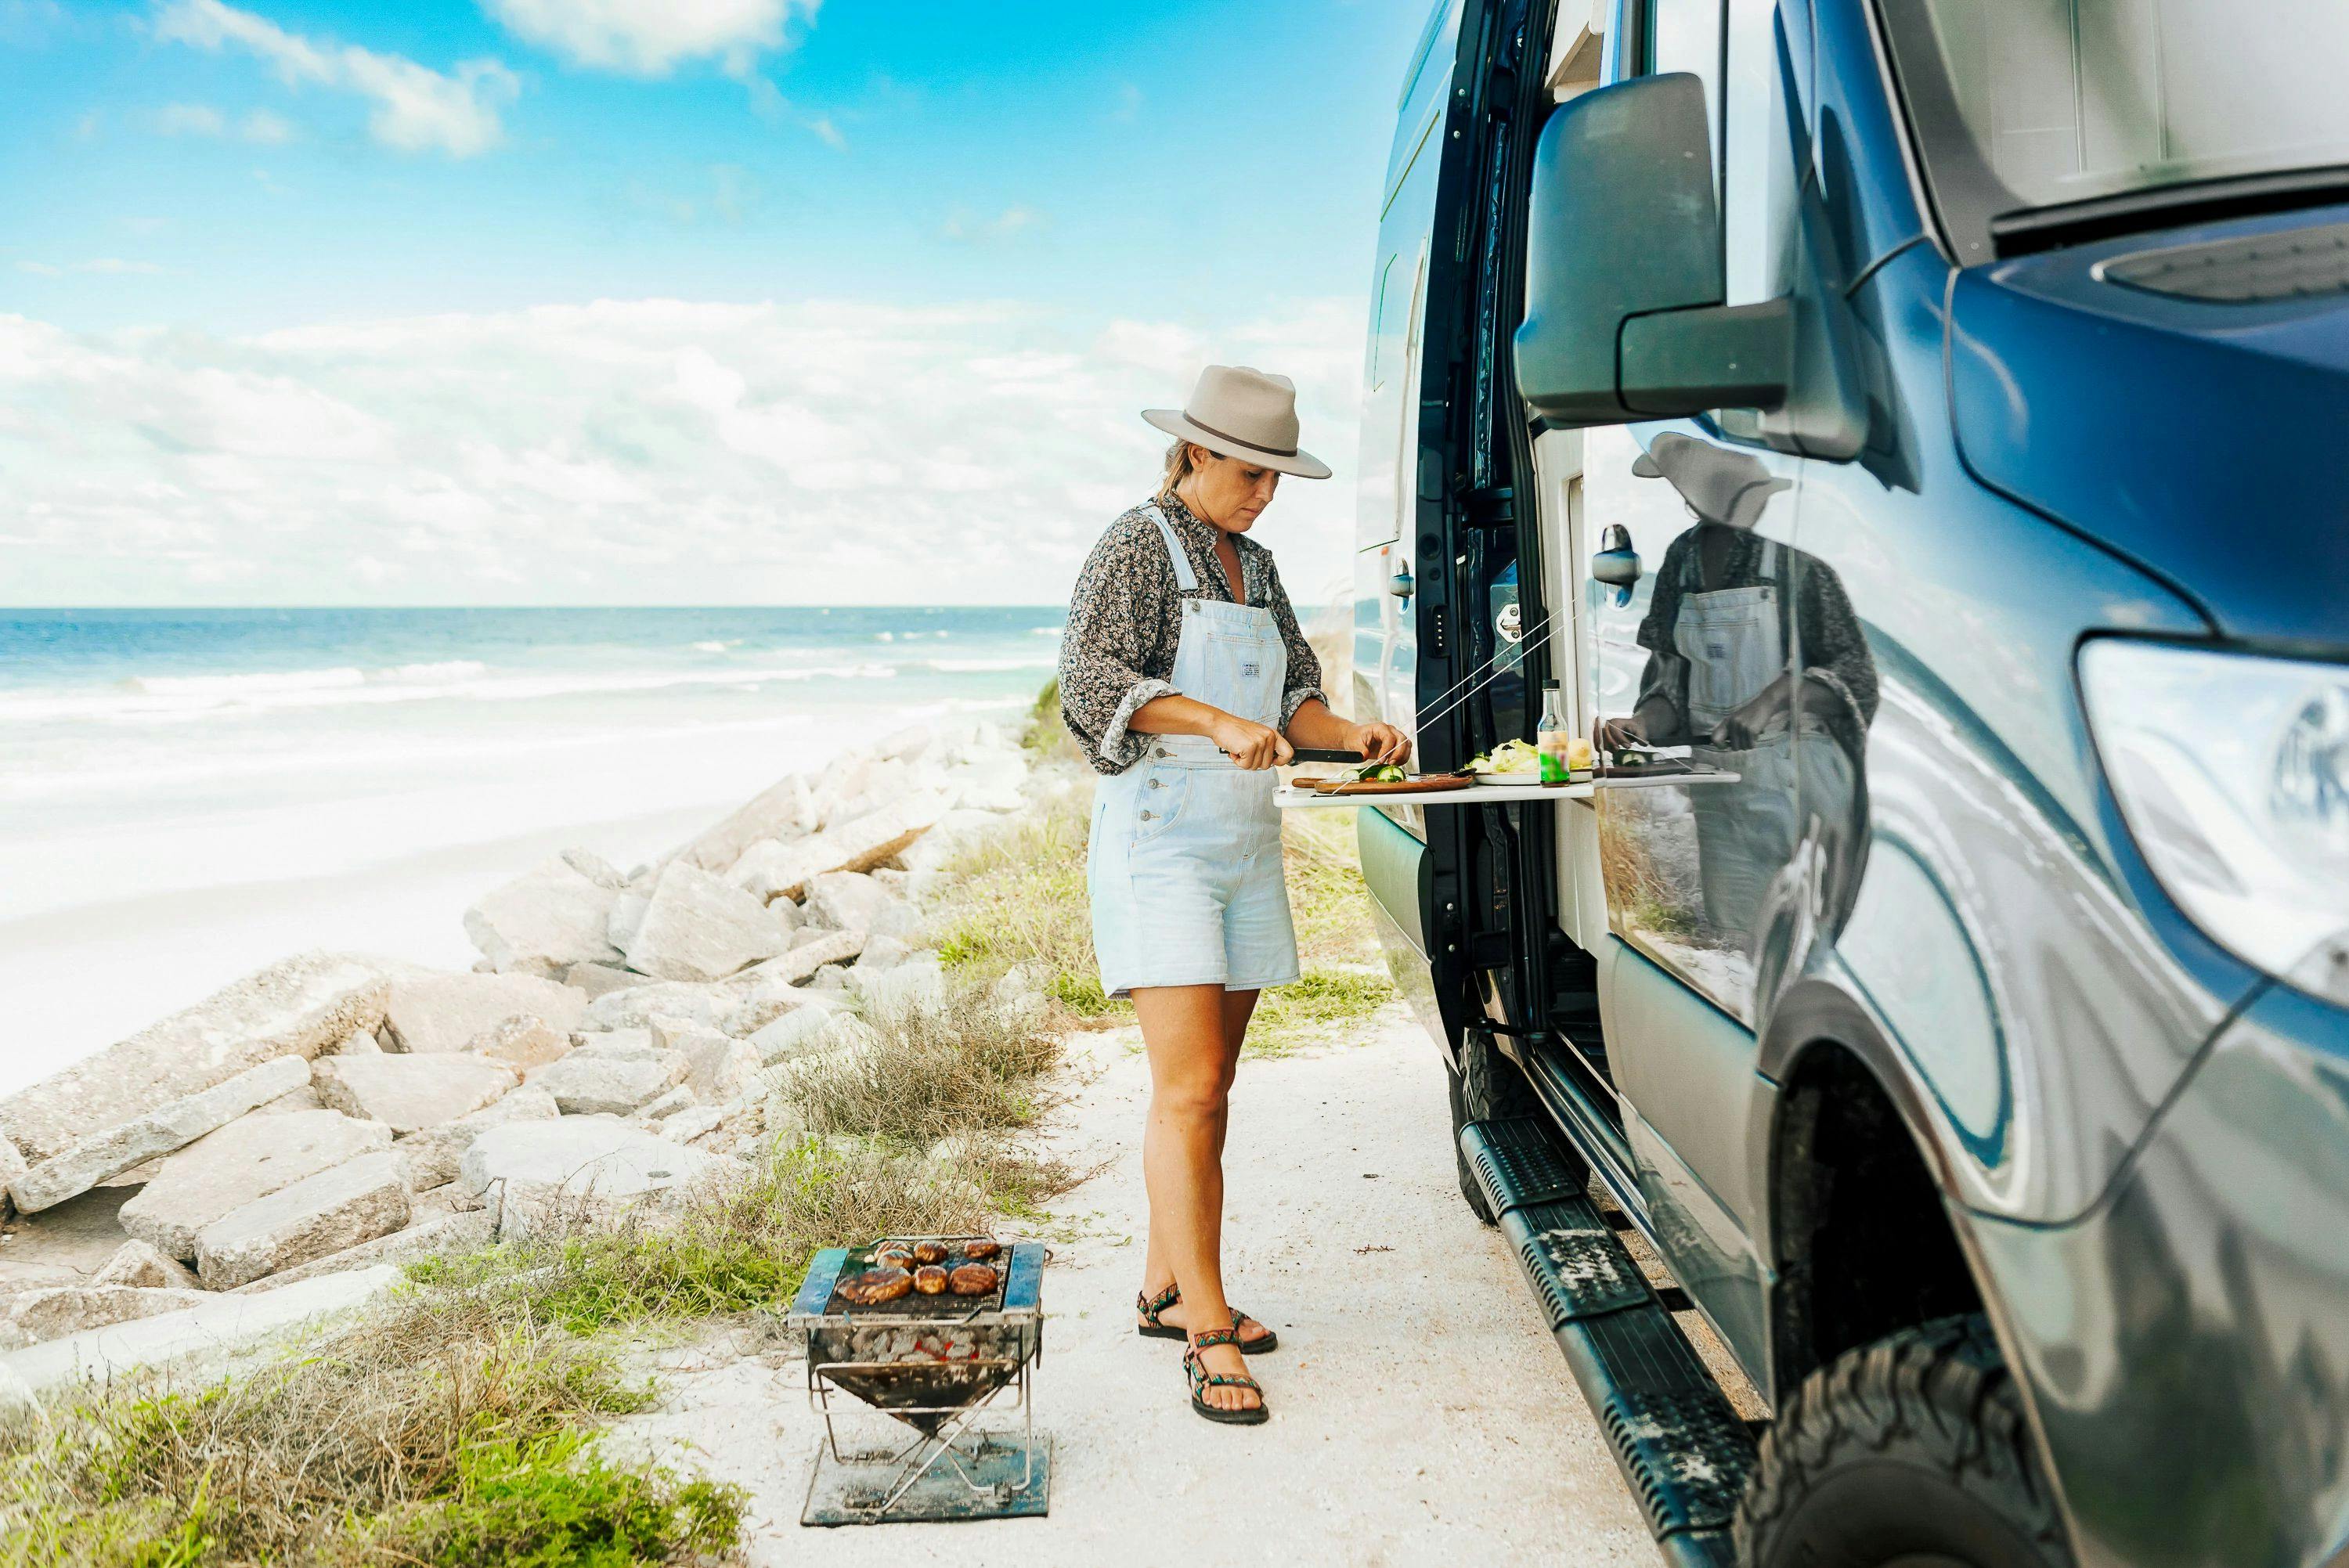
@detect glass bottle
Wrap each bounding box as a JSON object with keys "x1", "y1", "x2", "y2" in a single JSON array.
[{"x1": 1539, "y1": 683, "x2": 1571, "y2": 784}]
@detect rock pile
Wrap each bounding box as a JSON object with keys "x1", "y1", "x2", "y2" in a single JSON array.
[{"x1": 0, "y1": 719, "x2": 1039, "y2": 1354}]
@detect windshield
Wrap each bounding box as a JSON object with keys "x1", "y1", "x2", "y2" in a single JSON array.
[{"x1": 1879, "y1": 0, "x2": 2349, "y2": 261}]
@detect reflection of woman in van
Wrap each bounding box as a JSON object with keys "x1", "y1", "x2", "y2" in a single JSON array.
[{"x1": 1599, "y1": 434, "x2": 1877, "y2": 945}]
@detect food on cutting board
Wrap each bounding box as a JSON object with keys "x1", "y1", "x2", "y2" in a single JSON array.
[
  {"x1": 948, "y1": 1263, "x2": 1000, "y2": 1296},
  {"x1": 913, "y1": 1264, "x2": 950, "y2": 1296},
  {"x1": 1468, "y1": 737, "x2": 1542, "y2": 776},
  {"x1": 836, "y1": 1267, "x2": 914, "y2": 1307},
  {"x1": 962, "y1": 1239, "x2": 1002, "y2": 1261}
]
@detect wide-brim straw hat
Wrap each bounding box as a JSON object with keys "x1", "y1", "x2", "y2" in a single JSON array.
[{"x1": 1144, "y1": 364, "x2": 1333, "y2": 480}]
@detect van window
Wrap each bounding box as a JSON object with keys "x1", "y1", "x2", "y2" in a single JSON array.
[
  {"x1": 1722, "y1": 0, "x2": 1806, "y2": 306},
  {"x1": 1642, "y1": 0, "x2": 1726, "y2": 190},
  {"x1": 1882, "y1": 0, "x2": 2349, "y2": 258}
]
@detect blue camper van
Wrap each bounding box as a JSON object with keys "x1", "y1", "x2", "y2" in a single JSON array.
[{"x1": 1354, "y1": 2, "x2": 2349, "y2": 1564}]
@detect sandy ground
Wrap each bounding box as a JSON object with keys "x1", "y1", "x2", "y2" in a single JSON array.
[{"x1": 615, "y1": 1005, "x2": 1659, "y2": 1566}]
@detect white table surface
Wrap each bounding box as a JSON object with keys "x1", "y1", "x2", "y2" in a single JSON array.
[{"x1": 1274, "y1": 770, "x2": 1739, "y2": 809}]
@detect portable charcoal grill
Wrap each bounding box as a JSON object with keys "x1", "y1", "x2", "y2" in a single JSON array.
[{"x1": 781, "y1": 1236, "x2": 1050, "y2": 1526}]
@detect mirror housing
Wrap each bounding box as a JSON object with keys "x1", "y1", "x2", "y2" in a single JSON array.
[{"x1": 1514, "y1": 73, "x2": 1792, "y2": 427}]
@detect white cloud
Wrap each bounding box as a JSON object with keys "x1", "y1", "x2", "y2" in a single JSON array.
[
  {"x1": 152, "y1": 0, "x2": 518, "y2": 157},
  {"x1": 15, "y1": 258, "x2": 166, "y2": 276},
  {"x1": 484, "y1": 0, "x2": 819, "y2": 75},
  {"x1": 942, "y1": 206, "x2": 1048, "y2": 244},
  {"x1": 0, "y1": 296, "x2": 1369, "y2": 607},
  {"x1": 153, "y1": 100, "x2": 300, "y2": 142}
]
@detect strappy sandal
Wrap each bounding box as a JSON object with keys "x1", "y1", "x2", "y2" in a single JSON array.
[
  {"x1": 1135, "y1": 1283, "x2": 1279, "y2": 1354},
  {"x1": 1184, "y1": 1328, "x2": 1268, "y2": 1426}
]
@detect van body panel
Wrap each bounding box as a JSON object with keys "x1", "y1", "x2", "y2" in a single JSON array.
[
  {"x1": 1971, "y1": 979, "x2": 2349, "y2": 1568},
  {"x1": 1947, "y1": 211, "x2": 2349, "y2": 648},
  {"x1": 1627, "y1": 1099, "x2": 1773, "y2": 1382}
]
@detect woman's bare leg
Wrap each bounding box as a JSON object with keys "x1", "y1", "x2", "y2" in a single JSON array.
[
  {"x1": 1138, "y1": 989, "x2": 1272, "y2": 1350},
  {"x1": 1132, "y1": 983, "x2": 1258, "y2": 1412}
]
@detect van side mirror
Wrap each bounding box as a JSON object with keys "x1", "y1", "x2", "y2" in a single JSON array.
[{"x1": 1513, "y1": 73, "x2": 1793, "y2": 427}]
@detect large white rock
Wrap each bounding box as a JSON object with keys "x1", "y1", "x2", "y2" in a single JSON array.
[
  {"x1": 118, "y1": 1108, "x2": 395, "y2": 1260},
  {"x1": 2, "y1": 1285, "x2": 214, "y2": 1346},
  {"x1": 814, "y1": 755, "x2": 915, "y2": 830},
  {"x1": 0, "y1": 1134, "x2": 25, "y2": 1216},
  {"x1": 739, "y1": 928, "x2": 864, "y2": 988},
  {"x1": 9, "y1": 1056, "x2": 313, "y2": 1214},
  {"x1": 806, "y1": 871, "x2": 916, "y2": 938},
  {"x1": 731, "y1": 788, "x2": 956, "y2": 905},
  {"x1": 392, "y1": 1084, "x2": 559, "y2": 1191},
  {"x1": 195, "y1": 1152, "x2": 412, "y2": 1290},
  {"x1": 673, "y1": 1031, "x2": 762, "y2": 1103},
  {"x1": 605, "y1": 886, "x2": 652, "y2": 953},
  {"x1": 0, "y1": 1267, "x2": 400, "y2": 1405},
  {"x1": 463, "y1": 858, "x2": 622, "y2": 976},
  {"x1": 562, "y1": 962, "x2": 641, "y2": 999},
  {"x1": 312, "y1": 1054, "x2": 517, "y2": 1135},
  {"x1": 581, "y1": 982, "x2": 731, "y2": 1033},
  {"x1": 0, "y1": 953, "x2": 388, "y2": 1167},
  {"x1": 92, "y1": 1239, "x2": 203, "y2": 1291},
  {"x1": 527, "y1": 1051, "x2": 686, "y2": 1116},
  {"x1": 471, "y1": 1016, "x2": 571, "y2": 1070},
  {"x1": 458, "y1": 1118, "x2": 730, "y2": 1242},
  {"x1": 899, "y1": 807, "x2": 1013, "y2": 877},
  {"x1": 382, "y1": 971, "x2": 586, "y2": 1054},
  {"x1": 747, "y1": 1000, "x2": 855, "y2": 1066},
  {"x1": 674, "y1": 773, "x2": 816, "y2": 874},
  {"x1": 229, "y1": 1210, "x2": 494, "y2": 1294},
  {"x1": 622, "y1": 860, "x2": 792, "y2": 982}
]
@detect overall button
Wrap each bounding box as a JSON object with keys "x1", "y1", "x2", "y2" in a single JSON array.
[
  {"x1": 1148, "y1": 779, "x2": 1164, "y2": 789},
  {"x1": 1139, "y1": 810, "x2": 1155, "y2": 822}
]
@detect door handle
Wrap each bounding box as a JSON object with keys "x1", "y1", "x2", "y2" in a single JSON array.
[
  {"x1": 1592, "y1": 524, "x2": 1640, "y2": 605},
  {"x1": 1388, "y1": 563, "x2": 1415, "y2": 599}
]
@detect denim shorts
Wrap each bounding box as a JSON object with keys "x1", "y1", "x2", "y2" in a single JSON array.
[{"x1": 1088, "y1": 752, "x2": 1300, "y2": 998}]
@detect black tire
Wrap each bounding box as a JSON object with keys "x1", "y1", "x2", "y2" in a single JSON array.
[
  {"x1": 1736, "y1": 1314, "x2": 2073, "y2": 1568},
  {"x1": 1445, "y1": 1031, "x2": 1558, "y2": 1225}
]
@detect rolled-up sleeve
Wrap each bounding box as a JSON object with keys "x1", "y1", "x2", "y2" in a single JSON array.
[
  {"x1": 1059, "y1": 518, "x2": 1178, "y2": 774},
  {"x1": 1265, "y1": 565, "x2": 1326, "y2": 730}
]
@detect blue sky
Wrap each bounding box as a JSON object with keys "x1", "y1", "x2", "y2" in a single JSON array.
[{"x1": 0, "y1": 0, "x2": 1429, "y2": 604}]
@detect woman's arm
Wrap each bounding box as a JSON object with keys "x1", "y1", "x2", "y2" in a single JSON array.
[
  {"x1": 1285, "y1": 696, "x2": 1412, "y2": 766},
  {"x1": 1128, "y1": 693, "x2": 1292, "y2": 770}
]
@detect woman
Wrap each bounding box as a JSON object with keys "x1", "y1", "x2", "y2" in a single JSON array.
[{"x1": 1059, "y1": 365, "x2": 1410, "y2": 1425}]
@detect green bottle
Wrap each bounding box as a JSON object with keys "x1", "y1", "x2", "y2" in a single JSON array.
[{"x1": 1539, "y1": 684, "x2": 1571, "y2": 784}]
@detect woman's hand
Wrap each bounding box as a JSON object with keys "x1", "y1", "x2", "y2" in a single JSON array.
[
  {"x1": 1213, "y1": 715, "x2": 1295, "y2": 770},
  {"x1": 1344, "y1": 721, "x2": 1413, "y2": 767},
  {"x1": 1597, "y1": 714, "x2": 1647, "y2": 751},
  {"x1": 1712, "y1": 676, "x2": 1792, "y2": 750}
]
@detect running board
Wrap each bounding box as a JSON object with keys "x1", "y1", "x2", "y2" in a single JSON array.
[{"x1": 1462, "y1": 1117, "x2": 1757, "y2": 1566}]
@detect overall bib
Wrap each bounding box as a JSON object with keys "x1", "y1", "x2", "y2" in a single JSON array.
[
  {"x1": 1087, "y1": 506, "x2": 1301, "y2": 998},
  {"x1": 1677, "y1": 536, "x2": 1802, "y2": 938}
]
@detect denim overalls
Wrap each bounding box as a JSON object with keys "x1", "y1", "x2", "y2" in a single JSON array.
[{"x1": 1087, "y1": 506, "x2": 1301, "y2": 998}]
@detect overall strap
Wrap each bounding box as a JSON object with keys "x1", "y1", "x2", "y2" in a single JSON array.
[{"x1": 1144, "y1": 504, "x2": 1200, "y2": 593}]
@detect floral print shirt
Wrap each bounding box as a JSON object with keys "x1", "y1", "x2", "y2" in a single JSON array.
[{"x1": 1058, "y1": 496, "x2": 1326, "y2": 775}]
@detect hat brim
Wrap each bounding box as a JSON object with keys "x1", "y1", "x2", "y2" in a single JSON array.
[{"x1": 1143, "y1": 409, "x2": 1333, "y2": 480}]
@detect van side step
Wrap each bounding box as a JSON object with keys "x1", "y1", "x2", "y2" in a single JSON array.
[{"x1": 1461, "y1": 1117, "x2": 1757, "y2": 1566}]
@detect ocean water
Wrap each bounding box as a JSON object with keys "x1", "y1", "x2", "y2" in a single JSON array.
[
  {"x1": 0, "y1": 607, "x2": 1065, "y2": 926},
  {"x1": 0, "y1": 607, "x2": 1066, "y2": 1089}
]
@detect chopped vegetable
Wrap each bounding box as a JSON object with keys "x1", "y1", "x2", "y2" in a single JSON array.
[{"x1": 1468, "y1": 738, "x2": 1542, "y2": 775}]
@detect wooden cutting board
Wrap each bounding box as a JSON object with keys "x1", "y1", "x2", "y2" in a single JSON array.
[{"x1": 1307, "y1": 772, "x2": 1477, "y2": 796}]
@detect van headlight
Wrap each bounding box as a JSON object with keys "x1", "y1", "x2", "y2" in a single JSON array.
[{"x1": 2080, "y1": 640, "x2": 2349, "y2": 1007}]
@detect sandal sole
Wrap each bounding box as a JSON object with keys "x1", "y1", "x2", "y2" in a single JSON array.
[
  {"x1": 1137, "y1": 1325, "x2": 1279, "y2": 1354},
  {"x1": 1190, "y1": 1397, "x2": 1270, "y2": 1425}
]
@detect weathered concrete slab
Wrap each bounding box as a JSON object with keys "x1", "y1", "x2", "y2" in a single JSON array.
[
  {"x1": 195, "y1": 1152, "x2": 412, "y2": 1290},
  {"x1": 471, "y1": 1015, "x2": 571, "y2": 1070},
  {"x1": 463, "y1": 856, "x2": 622, "y2": 976},
  {"x1": 581, "y1": 982, "x2": 731, "y2": 1033},
  {"x1": 230, "y1": 1210, "x2": 494, "y2": 1294},
  {"x1": 731, "y1": 788, "x2": 954, "y2": 904},
  {"x1": 622, "y1": 860, "x2": 792, "y2": 982},
  {"x1": 383, "y1": 971, "x2": 586, "y2": 1054},
  {"x1": 2, "y1": 1285, "x2": 215, "y2": 1346},
  {"x1": 312, "y1": 1054, "x2": 517, "y2": 1135},
  {"x1": 806, "y1": 871, "x2": 915, "y2": 937},
  {"x1": 91, "y1": 1239, "x2": 201, "y2": 1290},
  {"x1": 10, "y1": 1055, "x2": 313, "y2": 1214},
  {"x1": 0, "y1": 1134, "x2": 24, "y2": 1217},
  {"x1": 632, "y1": 1085, "x2": 695, "y2": 1122},
  {"x1": 459, "y1": 1118, "x2": 728, "y2": 1243},
  {"x1": 392, "y1": 1084, "x2": 558, "y2": 1192},
  {"x1": 117, "y1": 1108, "x2": 394, "y2": 1260},
  {"x1": 0, "y1": 1266, "x2": 401, "y2": 1406},
  {"x1": 0, "y1": 953, "x2": 389, "y2": 1166},
  {"x1": 677, "y1": 772, "x2": 815, "y2": 873},
  {"x1": 528, "y1": 1051, "x2": 686, "y2": 1116},
  {"x1": 739, "y1": 928, "x2": 864, "y2": 989},
  {"x1": 748, "y1": 997, "x2": 853, "y2": 1065},
  {"x1": 673, "y1": 1032, "x2": 762, "y2": 1103},
  {"x1": 562, "y1": 961, "x2": 642, "y2": 999}
]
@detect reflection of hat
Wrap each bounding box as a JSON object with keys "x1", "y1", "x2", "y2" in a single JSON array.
[
  {"x1": 1143, "y1": 365, "x2": 1333, "y2": 479},
  {"x1": 1633, "y1": 432, "x2": 1791, "y2": 529}
]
